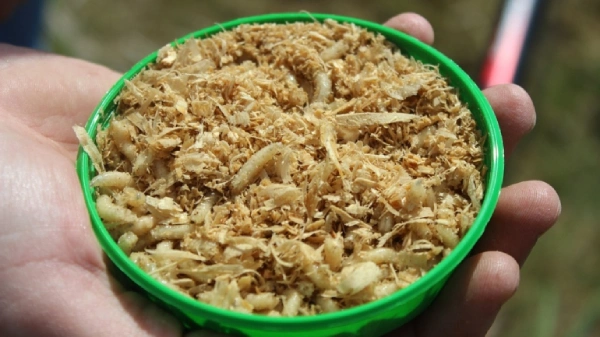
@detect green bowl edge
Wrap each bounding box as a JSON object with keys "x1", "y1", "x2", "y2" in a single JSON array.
[{"x1": 76, "y1": 12, "x2": 505, "y2": 332}]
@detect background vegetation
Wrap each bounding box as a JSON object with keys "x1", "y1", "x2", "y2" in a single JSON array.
[{"x1": 44, "y1": 0, "x2": 600, "y2": 335}]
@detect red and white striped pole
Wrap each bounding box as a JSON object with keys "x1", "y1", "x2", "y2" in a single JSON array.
[{"x1": 479, "y1": 0, "x2": 542, "y2": 88}]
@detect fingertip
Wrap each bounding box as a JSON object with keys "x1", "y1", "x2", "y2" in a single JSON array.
[
  {"x1": 474, "y1": 180, "x2": 561, "y2": 266},
  {"x1": 383, "y1": 13, "x2": 435, "y2": 45},
  {"x1": 467, "y1": 251, "x2": 520, "y2": 304},
  {"x1": 485, "y1": 84, "x2": 536, "y2": 131},
  {"x1": 497, "y1": 180, "x2": 561, "y2": 237},
  {"x1": 483, "y1": 84, "x2": 536, "y2": 156},
  {"x1": 415, "y1": 252, "x2": 520, "y2": 337},
  {"x1": 525, "y1": 180, "x2": 562, "y2": 226}
]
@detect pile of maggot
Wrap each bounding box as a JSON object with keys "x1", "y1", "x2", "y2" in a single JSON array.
[{"x1": 76, "y1": 19, "x2": 485, "y2": 316}]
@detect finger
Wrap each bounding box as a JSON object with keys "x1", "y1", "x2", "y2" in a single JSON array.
[
  {"x1": 414, "y1": 251, "x2": 520, "y2": 337},
  {"x1": 383, "y1": 13, "x2": 435, "y2": 45},
  {"x1": 473, "y1": 180, "x2": 561, "y2": 266},
  {"x1": 483, "y1": 84, "x2": 536, "y2": 158},
  {"x1": 0, "y1": 44, "x2": 121, "y2": 150}
]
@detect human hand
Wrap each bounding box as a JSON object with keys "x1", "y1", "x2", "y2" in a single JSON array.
[
  {"x1": 0, "y1": 13, "x2": 560, "y2": 337},
  {"x1": 382, "y1": 13, "x2": 561, "y2": 337},
  {"x1": 0, "y1": 45, "x2": 185, "y2": 336}
]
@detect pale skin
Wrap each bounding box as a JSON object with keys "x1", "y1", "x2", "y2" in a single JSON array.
[{"x1": 0, "y1": 13, "x2": 560, "y2": 337}]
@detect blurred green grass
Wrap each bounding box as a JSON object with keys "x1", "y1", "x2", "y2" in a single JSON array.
[{"x1": 45, "y1": 0, "x2": 600, "y2": 335}]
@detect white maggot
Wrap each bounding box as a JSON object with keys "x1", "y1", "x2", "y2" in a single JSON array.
[{"x1": 230, "y1": 143, "x2": 283, "y2": 195}]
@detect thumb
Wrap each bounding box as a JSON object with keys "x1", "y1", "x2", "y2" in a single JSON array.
[{"x1": 0, "y1": 44, "x2": 121, "y2": 150}]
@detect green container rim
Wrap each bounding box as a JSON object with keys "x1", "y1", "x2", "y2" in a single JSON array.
[{"x1": 77, "y1": 12, "x2": 504, "y2": 332}]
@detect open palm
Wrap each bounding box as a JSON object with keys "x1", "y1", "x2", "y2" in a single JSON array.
[{"x1": 0, "y1": 14, "x2": 560, "y2": 337}]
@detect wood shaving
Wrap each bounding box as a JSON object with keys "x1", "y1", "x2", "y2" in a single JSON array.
[{"x1": 79, "y1": 20, "x2": 485, "y2": 316}]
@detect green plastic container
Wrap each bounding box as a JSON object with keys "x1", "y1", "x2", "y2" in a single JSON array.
[{"x1": 76, "y1": 12, "x2": 504, "y2": 337}]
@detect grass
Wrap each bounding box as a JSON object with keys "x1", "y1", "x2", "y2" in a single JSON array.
[
  {"x1": 499, "y1": 2, "x2": 600, "y2": 335},
  {"x1": 44, "y1": 0, "x2": 600, "y2": 335}
]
